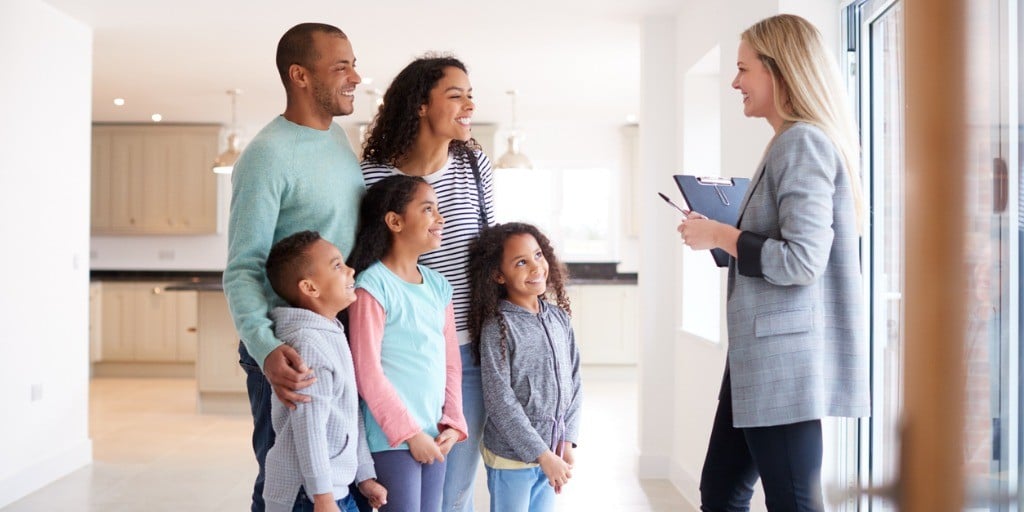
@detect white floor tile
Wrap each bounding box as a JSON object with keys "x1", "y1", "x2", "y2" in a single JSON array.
[{"x1": 3, "y1": 367, "x2": 691, "y2": 511}]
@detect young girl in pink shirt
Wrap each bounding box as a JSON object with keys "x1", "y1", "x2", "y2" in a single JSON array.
[{"x1": 347, "y1": 175, "x2": 468, "y2": 512}]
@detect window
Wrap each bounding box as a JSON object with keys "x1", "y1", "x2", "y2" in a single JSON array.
[{"x1": 493, "y1": 167, "x2": 618, "y2": 262}]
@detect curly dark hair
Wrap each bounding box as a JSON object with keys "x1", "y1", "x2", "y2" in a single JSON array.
[
  {"x1": 265, "y1": 230, "x2": 323, "y2": 306},
  {"x1": 466, "y1": 223, "x2": 571, "y2": 363},
  {"x1": 346, "y1": 175, "x2": 429, "y2": 275},
  {"x1": 276, "y1": 23, "x2": 347, "y2": 90},
  {"x1": 361, "y1": 55, "x2": 481, "y2": 167}
]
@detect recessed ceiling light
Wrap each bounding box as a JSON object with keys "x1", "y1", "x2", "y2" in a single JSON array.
[
  {"x1": 362, "y1": 77, "x2": 374, "y2": 86},
  {"x1": 151, "y1": 113, "x2": 163, "y2": 122},
  {"x1": 625, "y1": 114, "x2": 638, "y2": 123},
  {"x1": 113, "y1": 98, "x2": 125, "y2": 106}
]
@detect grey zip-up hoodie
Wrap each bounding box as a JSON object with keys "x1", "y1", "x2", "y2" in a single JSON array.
[
  {"x1": 480, "y1": 299, "x2": 583, "y2": 464},
  {"x1": 263, "y1": 307, "x2": 376, "y2": 512}
]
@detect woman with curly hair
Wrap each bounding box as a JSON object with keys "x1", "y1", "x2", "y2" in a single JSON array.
[
  {"x1": 466, "y1": 222, "x2": 582, "y2": 512},
  {"x1": 361, "y1": 54, "x2": 495, "y2": 512}
]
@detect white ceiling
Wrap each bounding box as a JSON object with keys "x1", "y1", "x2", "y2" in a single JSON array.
[{"x1": 44, "y1": 0, "x2": 683, "y2": 132}]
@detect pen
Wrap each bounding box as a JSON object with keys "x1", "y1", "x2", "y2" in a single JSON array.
[{"x1": 658, "y1": 192, "x2": 690, "y2": 216}]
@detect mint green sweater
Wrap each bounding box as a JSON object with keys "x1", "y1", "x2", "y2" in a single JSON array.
[{"x1": 223, "y1": 116, "x2": 364, "y2": 368}]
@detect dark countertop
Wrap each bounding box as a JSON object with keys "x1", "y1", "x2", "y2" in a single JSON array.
[
  {"x1": 91, "y1": 270, "x2": 222, "y2": 282},
  {"x1": 91, "y1": 263, "x2": 638, "y2": 289},
  {"x1": 91, "y1": 271, "x2": 224, "y2": 291},
  {"x1": 565, "y1": 262, "x2": 637, "y2": 285}
]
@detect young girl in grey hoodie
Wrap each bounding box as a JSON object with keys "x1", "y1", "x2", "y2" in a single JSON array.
[{"x1": 467, "y1": 222, "x2": 583, "y2": 512}]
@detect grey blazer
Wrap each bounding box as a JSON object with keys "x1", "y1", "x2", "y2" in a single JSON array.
[{"x1": 725, "y1": 122, "x2": 869, "y2": 428}]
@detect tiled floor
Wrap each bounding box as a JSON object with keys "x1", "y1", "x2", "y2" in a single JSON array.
[{"x1": 4, "y1": 366, "x2": 691, "y2": 511}]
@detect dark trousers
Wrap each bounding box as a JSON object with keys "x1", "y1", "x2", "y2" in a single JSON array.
[
  {"x1": 239, "y1": 342, "x2": 371, "y2": 512},
  {"x1": 239, "y1": 342, "x2": 275, "y2": 512},
  {"x1": 699, "y1": 380, "x2": 824, "y2": 512}
]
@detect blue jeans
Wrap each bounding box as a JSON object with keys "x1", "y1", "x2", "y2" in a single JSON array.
[
  {"x1": 485, "y1": 465, "x2": 555, "y2": 512},
  {"x1": 292, "y1": 487, "x2": 359, "y2": 512},
  {"x1": 239, "y1": 341, "x2": 275, "y2": 512},
  {"x1": 441, "y1": 344, "x2": 485, "y2": 512}
]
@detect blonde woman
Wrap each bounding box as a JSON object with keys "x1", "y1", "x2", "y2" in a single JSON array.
[{"x1": 677, "y1": 14, "x2": 868, "y2": 511}]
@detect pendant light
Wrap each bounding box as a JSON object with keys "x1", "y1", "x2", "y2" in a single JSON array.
[
  {"x1": 495, "y1": 90, "x2": 533, "y2": 169},
  {"x1": 212, "y1": 89, "x2": 243, "y2": 174}
]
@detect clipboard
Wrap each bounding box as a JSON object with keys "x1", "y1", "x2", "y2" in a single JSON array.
[{"x1": 673, "y1": 175, "x2": 750, "y2": 267}]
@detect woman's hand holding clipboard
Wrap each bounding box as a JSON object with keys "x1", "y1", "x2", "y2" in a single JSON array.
[{"x1": 661, "y1": 175, "x2": 749, "y2": 266}]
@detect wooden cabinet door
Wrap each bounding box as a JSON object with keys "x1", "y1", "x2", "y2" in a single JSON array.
[
  {"x1": 89, "y1": 283, "x2": 103, "y2": 363},
  {"x1": 197, "y1": 291, "x2": 246, "y2": 393},
  {"x1": 140, "y1": 132, "x2": 179, "y2": 232},
  {"x1": 567, "y1": 285, "x2": 638, "y2": 365},
  {"x1": 134, "y1": 284, "x2": 178, "y2": 361},
  {"x1": 175, "y1": 290, "x2": 199, "y2": 362},
  {"x1": 175, "y1": 129, "x2": 219, "y2": 233},
  {"x1": 91, "y1": 132, "x2": 113, "y2": 231},
  {"x1": 108, "y1": 131, "x2": 145, "y2": 232},
  {"x1": 99, "y1": 283, "x2": 137, "y2": 361}
]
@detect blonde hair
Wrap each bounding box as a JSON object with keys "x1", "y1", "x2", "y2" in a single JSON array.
[{"x1": 742, "y1": 14, "x2": 865, "y2": 229}]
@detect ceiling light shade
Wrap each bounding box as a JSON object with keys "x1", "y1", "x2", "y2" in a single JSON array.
[
  {"x1": 212, "y1": 89, "x2": 243, "y2": 174},
  {"x1": 212, "y1": 133, "x2": 241, "y2": 174},
  {"x1": 495, "y1": 90, "x2": 532, "y2": 170},
  {"x1": 496, "y1": 135, "x2": 532, "y2": 169}
]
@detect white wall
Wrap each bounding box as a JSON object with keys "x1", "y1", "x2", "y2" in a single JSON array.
[
  {"x1": 0, "y1": 0, "x2": 93, "y2": 506},
  {"x1": 637, "y1": 15, "x2": 680, "y2": 480},
  {"x1": 637, "y1": 1, "x2": 843, "y2": 510}
]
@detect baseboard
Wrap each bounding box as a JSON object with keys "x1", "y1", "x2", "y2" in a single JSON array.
[
  {"x1": 92, "y1": 361, "x2": 194, "y2": 378},
  {"x1": 197, "y1": 391, "x2": 250, "y2": 415},
  {"x1": 0, "y1": 439, "x2": 92, "y2": 508},
  {"x1": 637, "y1": 453, "x2": 669, "y2": 479},
  {"x1": 669, "y1": 458, "x2": 701, "y2": 511}
]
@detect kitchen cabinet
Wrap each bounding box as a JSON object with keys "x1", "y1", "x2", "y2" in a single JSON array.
[
  {"x1": 89, "y1": 282, "x2": 102, "y2": 363},
  {"x1": 196, "y1": 290, "x2": 248, "y2": 413},
  {"x1": 91, "y1": 124, "x2": 219, "y2": 235},
  {"x1": 96, "y1": 282, "x2": 198, "y2": 363},
  {"x1": 566, "y1": 284, "x2": 638, "y2": 365}
]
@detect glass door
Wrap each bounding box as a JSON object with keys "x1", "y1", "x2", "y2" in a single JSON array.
[
  {"x1": 963, "y1": 0, "x2": 1016, "y2": 509},
  {"x1": 848, "y1": 0, "x2": 1019, "y2": 509},
  {"x1": 849, "y1": 1, "x2": 906, "y2": 509}
]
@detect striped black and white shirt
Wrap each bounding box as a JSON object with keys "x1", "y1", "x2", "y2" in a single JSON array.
[{"x1": 361, "y1": 149, "x2": 496, "y2": 341}]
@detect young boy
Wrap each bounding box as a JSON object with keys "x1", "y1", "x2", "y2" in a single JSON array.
[{"x1": 262, "y1": 230, "x2": 387, "y2": 512}]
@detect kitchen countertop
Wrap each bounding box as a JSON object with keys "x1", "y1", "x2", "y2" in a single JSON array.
[{"x1": 91, "y1": 263, "x2": 638, "y2": 289}]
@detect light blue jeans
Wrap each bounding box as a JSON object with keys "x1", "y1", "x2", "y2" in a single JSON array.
[
  {"x1": 441, "y1": 344, "x2": 485, "y2": 512},
  {"x1": 485, "y1": 465, "x2": 555, "y2": 512},
  {"x1": 292, "y1": 487, "x2": 359, "y2": 512}
]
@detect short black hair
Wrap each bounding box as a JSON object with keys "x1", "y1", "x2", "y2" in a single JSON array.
[
  {"x1": 266, "y1": 230, "x2": 323, "y2": 306},
  {"x1": 276, "y1": 23, "x2": 347, "y2": 89}
]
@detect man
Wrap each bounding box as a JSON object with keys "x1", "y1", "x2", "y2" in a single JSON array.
[{"x1": 223, "y1": 22, "x2": 366, "y2": 511}]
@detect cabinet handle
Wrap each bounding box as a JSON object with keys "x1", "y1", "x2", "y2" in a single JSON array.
[
  {"x1": 186, "y1": 327, "x2": 198, "y2": 333},
  {"x1": 151, "y1": 287, "x2": 164, "y2": 294}
]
